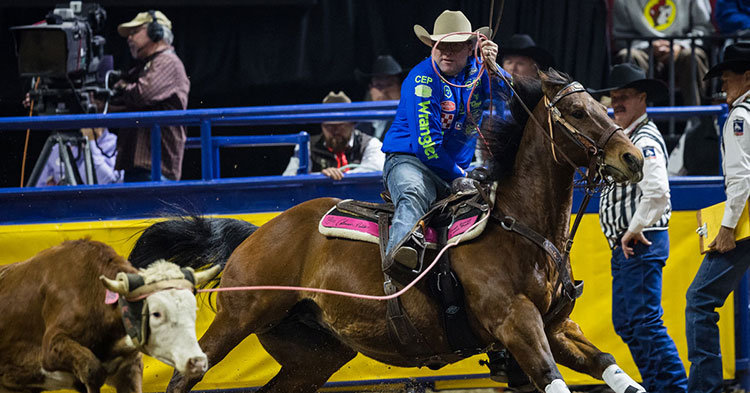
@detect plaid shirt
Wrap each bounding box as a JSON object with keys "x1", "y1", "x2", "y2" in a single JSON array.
[{"x1": 114, "y1": 48, "x2": 190, "y2": 180}]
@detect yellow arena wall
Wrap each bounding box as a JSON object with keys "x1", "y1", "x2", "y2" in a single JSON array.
[{"x1": 0, "y1": 210, "x2": 734, "y2": 391}]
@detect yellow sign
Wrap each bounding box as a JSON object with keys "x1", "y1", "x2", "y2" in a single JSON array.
[{"x1": 0, "y1": 211, "x2": 735, "y2": 392}]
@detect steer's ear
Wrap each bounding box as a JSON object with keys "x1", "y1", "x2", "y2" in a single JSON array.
[
  {"x1": 99, "y1": 272, "x2": 130, "y2": 294},
  {"x1": 193, "y1": 265, "x2": 222, "y2": 287}
]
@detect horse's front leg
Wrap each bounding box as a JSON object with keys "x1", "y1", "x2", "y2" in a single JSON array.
[
  {"x1": 495, "y1": 296, "x2": 571, "y2": 393},
  {"x1": 546, "y1": 316, "x2": 646, "y2": 393}
]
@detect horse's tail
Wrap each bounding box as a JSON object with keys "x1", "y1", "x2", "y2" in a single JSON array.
[{"x1": 128, "y1": 215, "x2": 258, "y2": 278}]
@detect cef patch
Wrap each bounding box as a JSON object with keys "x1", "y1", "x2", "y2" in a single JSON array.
[
  {"x1": 643, "y1": 146, "x2": 656, "y2": 159},
  {"x1": 735, "y1": 118, "x2": 745, "y2": 136}
]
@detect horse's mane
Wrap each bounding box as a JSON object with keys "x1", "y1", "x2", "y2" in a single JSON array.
[{"x1": 483, "y1": 70, "x2": 573, "y2": 181}]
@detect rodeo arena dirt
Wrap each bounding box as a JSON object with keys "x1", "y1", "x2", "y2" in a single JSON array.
[{"x1": 1, "y1": 1, "x2": 750, "y2": 393}]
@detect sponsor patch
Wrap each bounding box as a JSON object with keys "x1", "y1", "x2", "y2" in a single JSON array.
[
  {"x1": 643, "y1": 146, "x2": 656, "y2": 159},
  {"x1": 441, "y1": 112, "x2": 454, "y2": 129},
  {"x1": 444, "y1": 85, "x2": 452, "y2": 98},
  {"x1": 414, "y1": 84, "x2": 432, "y2": 98},
  {"x1": 441, "y1": 100, "x2": 456, "y2": 112},
  {"x1": 735, "y1": 118, "x2": 745, "y2": 136}
]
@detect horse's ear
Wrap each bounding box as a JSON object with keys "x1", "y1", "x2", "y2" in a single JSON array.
[{"x1": 539, "y1": 68, "x2": 566, "y2": 99}]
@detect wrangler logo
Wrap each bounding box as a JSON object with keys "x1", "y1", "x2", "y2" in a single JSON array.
[{"x1": 417, "y1": 101, "x2": 438, "y2": 160}]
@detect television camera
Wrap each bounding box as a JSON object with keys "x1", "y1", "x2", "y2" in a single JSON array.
[
  {"x1": 11, "y1": 1, "x2": 119, "y2": 115},
  {"x1": 12, "y1": 2, "x2": 119, "y2": 186}
]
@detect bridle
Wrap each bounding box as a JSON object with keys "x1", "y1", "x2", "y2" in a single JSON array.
[
  {"x1": 487, "y1": 73, "x2": 625, "y2": 322},
  {"x1": 542, "y1": 81, "x2": 621, "y2": 184}
]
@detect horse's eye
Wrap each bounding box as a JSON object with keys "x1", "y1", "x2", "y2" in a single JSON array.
[
  {"x1": 152, "y1": 312, "x2": 162, "y2": 319},
  {"x1": 571, "y1": 110, "x2": 585, "y2": 119}
]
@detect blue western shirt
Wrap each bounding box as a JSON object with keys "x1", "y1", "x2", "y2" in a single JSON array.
[{"x1": 381, "y1": 56, "x2": 513, "y2": 181}]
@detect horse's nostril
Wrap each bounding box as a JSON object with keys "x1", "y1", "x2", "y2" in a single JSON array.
[{"x1": 622, "y1": 152, "x2": 642, "y2": 172}]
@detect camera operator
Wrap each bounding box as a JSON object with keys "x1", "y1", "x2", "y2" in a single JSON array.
[
  {"x1": 106, "y1": 10, "x2": 189, "y2": 182},
  {"x1": 34, "y1": 127, "x2": 123, "y2": 187}
]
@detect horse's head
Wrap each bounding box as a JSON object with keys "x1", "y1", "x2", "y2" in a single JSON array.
[{"x1": 539, "y1": 69, "x2": 643, "y2": 183}]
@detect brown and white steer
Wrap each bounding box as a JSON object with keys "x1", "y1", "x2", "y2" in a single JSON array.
[{"x1": 0, "y1": 239, "x2": 220, "y2": 393}]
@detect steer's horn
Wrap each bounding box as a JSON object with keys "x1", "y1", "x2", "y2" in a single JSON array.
[
  {"x1": 99, "y1": 272, "x2": 130, "y2": 295},
  {"x1": 192, "y1": 265, "x2": 222, "y2": 286}
]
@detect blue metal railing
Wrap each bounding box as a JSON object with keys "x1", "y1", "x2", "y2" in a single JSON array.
[{"x1": 0, "y1": 100, "x2": 398, "y2": 181}]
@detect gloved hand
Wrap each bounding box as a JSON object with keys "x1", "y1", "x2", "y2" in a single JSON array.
[
  {"x1": 467, "y1": 167, "x2": 490, "y2": 183},
  {"x1": 451, "y1": 177, "x2": 478, "y2": 194}
]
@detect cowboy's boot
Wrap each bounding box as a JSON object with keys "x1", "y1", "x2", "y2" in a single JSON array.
[{"x1": 387, "y1": 223, "x2": 426, "y2": 270}]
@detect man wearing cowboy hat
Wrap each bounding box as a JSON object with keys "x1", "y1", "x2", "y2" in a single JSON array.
[
  {"x1": 686, "y1": 42, "x2": 750, "y2": 393},
  {"x1": 593, "y1": 63, "x2": 687, "y2": 393},
  {"x1": 107, "y1": 10, "x2": 189, "y2": 182},
  {"x1": 283, "y1": 91, "x2": 384, "y2": 180},
  {"x1": 380, "y1": 9, "x2": 512, "y2": 269},
  {"x1": 500, "y1": 34, "x2": 555, "y2": 79},
  {"x1": 355, "y1": 55, "x2": 404, "y2": 139}
]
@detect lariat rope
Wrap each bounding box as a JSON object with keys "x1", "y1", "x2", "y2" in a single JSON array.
[{"x1": 197, "y1": 213, "x2": 490, "y2": 300}]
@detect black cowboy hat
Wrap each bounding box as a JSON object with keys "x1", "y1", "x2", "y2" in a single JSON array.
[
  {"x1": 355, "y1": 55, "x2": 403, "y2": 83},
  {"x1": 499, "y1": 34, "x2": 555, "y2": 70},
  {"x1": 589, "y1": 63, "x2": 668, "y2": 103},
  {"x1": 704, "y1": 42, "x2": 750, "y2": 80}
]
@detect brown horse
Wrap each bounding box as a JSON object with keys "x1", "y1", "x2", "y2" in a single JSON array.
[{"x1": 161, "y1": 69, "x2": 645, "y2": 393}]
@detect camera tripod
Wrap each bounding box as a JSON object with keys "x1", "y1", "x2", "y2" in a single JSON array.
[{"x1": 26, "y1": 130, "x2": 97, "y2": 187}]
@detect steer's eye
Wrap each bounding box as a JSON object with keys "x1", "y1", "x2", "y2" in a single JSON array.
[
  {"x1": 151, "y1": 312, "x2": 162, "y2": 319},
  {"x1": 571, "y1": 110, "x2": 585, "y2": 119}
]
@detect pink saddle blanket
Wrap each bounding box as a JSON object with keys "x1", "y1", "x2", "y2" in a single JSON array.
[{"x1": 318, "y1": 201, "x2": 488, "y2": 248}]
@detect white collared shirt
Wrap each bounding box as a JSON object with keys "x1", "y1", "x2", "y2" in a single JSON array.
[{"x1": 721, "y1": 89, "x2": 750, "y2": 228}]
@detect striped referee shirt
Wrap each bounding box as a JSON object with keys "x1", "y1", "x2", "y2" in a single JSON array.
[{"x1": 599, "y1": 113, "x2": 671, "y2": 248}]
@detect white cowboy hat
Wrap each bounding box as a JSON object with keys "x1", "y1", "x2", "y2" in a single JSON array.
[{"x1": 413, "y1": 10, "x2": 491, "y2": 47}]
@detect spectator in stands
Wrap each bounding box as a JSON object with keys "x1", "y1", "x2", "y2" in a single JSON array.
[
  {"x1": 593, "y1": 63, "x2": 687, "y2": 393},
  {"x1": 355, "y1": 55, "x2": 403, "y2": 140},
  {"x1": 35, "y1": 128, "x2": 123, "y2": 187},
  {"x1": 612, "y1": 0, "x2": 713, "y2": 106},
  {"x1": 283, "y1": 91, "x2": 385, "y2": 180},
  {"x1": 686, "y1": 42, "x2": 750, "y2": 393},
  {"x1": 499, "y1": 33, "x2": 555, "y2": 79},
  {"x1": 714, "y1": 0, "x2": 750, "y2": 36},
  {"x1": 108, "y1": 10, "x2": 190, "y2": 182}
]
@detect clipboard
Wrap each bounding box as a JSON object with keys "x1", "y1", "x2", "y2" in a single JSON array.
[{"x1": 696, "y1": 200, "x2": 750, "y2": 254}]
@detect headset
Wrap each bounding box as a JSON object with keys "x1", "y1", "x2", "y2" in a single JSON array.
[{"x1": 146, "y1": 10, "x2": 164, "y2": 42}]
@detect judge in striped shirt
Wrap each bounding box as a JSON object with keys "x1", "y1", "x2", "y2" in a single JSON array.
[{"x1": 593, "y1": 63, "x2": 688, "y2": 393}]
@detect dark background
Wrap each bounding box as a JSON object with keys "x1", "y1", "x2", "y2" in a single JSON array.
[{"x1": 0, "y1": 0, "x2": 612, "y2": 187}]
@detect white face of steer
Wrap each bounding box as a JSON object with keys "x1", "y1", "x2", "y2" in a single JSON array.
[{"x1": 142, "y1": 288, "x2": 207, "y2": 378}]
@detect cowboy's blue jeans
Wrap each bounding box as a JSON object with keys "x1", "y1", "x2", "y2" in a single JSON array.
[
  {"x1": 686, "y1": 240, "x2": 750, "y2": 393},
  {"x1": 383, "y1": 153, "x2": 450, "y2": 254},
  {"x1": 611, "y1": 230, "x2": 687, "y2": 393}
]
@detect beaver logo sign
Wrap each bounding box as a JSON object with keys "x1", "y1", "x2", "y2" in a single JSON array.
[{"x1": 644, "y1": 0, "x2": 676, "y2": 31}]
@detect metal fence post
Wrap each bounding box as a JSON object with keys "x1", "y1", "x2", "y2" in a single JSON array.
[
  {"x1": 150, "y1": 124, "x2": 161, "y2": 181},
  {"x1": 200, "y1": 119, "x2": 214, "y2": 181},
  {"x1": 297, "y1": 131, "x2": 310, "y2": 174}
]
